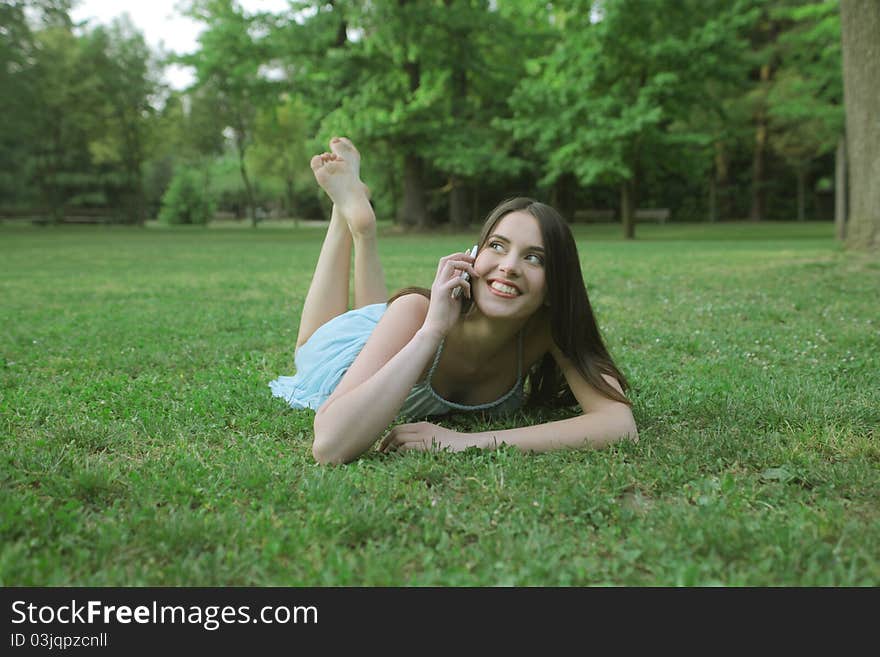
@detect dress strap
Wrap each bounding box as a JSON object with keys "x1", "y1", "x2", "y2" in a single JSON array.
[{"x1": 425, "y1": 336, "x2": 446, "y2": 380}]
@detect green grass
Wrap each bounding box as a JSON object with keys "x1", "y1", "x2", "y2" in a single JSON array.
[{"x1": 1, "y1": 220, "x2": 878, "y2": 585}]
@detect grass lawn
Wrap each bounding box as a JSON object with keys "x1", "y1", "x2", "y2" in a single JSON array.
[{"x1": 1, "y1": 220, "x2": 878, "y2": 586}]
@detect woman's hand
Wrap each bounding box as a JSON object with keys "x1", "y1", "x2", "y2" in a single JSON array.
[
  {"x1": 421, "y1": 250, "x2": 478, "y2": 339},
  {"x1": 378, "y1": 422, "x2": 483, "y2": 454}
]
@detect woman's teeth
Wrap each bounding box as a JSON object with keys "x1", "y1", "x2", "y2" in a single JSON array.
[{"x1": 490, "y1": 281, "x2": 519, "y2": 295}]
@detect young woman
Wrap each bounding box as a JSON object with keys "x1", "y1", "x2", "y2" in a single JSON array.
[{"x1": 270, "y1": 137, "x2": 638, "y2": 464}]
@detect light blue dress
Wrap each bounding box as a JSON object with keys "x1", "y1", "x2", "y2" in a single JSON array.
[{"x1": 269, "y1": 303, "x2": 524, "y2": 419}]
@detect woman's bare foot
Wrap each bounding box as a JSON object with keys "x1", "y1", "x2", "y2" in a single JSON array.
[
  {"x1": 330, "y1": 137, "x2": 371, "y2": 200},
  {"x1": 329, "y1": 137, "x2": 360, "y2": 179},
  {"x1": 310, "y1": 137, "x2": 374, "y2": 236}
]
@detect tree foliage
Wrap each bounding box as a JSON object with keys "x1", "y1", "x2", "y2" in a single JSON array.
[
  {"x1": 81, "y1": 17, "x2": 159, "y2": 223},
  {"x1": 0, "y1": 3, "x2": 158, "y2": 222},
  {"x1": 0, "y1": 0, "x2": 864, "y2": 237},
  {"x1": 178, "y1": 0, "x2": 276, "y2": 225},
  {"x1": 505, "y1": 0, "x2": 758, "y2": 236}
]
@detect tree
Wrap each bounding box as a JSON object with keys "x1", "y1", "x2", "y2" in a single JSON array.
[
  {"x1": 143, "y1": 87, "x2": 229, "y2": 218},
  {"x1": 293, "y1": 0, "x2": 532, "y2": 228},
  {"x1": 0, "y1": 1, "x2": 39, "y2": 208},
  {"x1": 312, "y1": 0, "x2": 439, "y2": 228},
  {"x1": 181, "y1": 0, "x2": 275, "y2": 227},
  {"x1": 250, "y1": 95, "x2": 313, "y2": 223},
  {"x1": 27, "y1": 20, "x2": 102, "y2": 221},
  {"x1": 427, "y1": 0, "x2": 536, "y2": 227},
  {"x1": 81, "y1": 16, "x2": 159, "y2": 224},
  {"x1": 699, "y1": 81, "x2": 754, "y2": 223},
  {"x1": 741, "y1": 0, "x2": 784, "y2": 222},
  {"x1": 766, "y1": 1, "x2": 843, "y2": 222},
  {"x1": 507, "y1": 0, "x2": 754, "y2": 237},
  {"x1": 1, "y1": 2, "x2": 154, "y2": 221},
  {"x1": 2, "y1": 2, "x2": 160, "y2": 222},
  {"x1": 840, "y1": 0, "x2": 880, "y2": 250}
]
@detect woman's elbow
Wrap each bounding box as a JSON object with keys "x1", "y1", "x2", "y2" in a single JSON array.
[
  {"x1": 599, "y1": 404, "x2": 639, "y2": 446},
  {"x1": 312, "y1": 437, "x2": 340, "y2": 465},
  {"x1": 312, "y1": 436, "x2": 359, "y2": 465},
  {"x1": 625, "y1": 419, "x2": 639, "y2": 444},
  {"x1": 312, "y1": 417, "x2": 352, "y2": 465},
  {"x1": 619, "y1": 407, "x2": 639, "y2": 443}
]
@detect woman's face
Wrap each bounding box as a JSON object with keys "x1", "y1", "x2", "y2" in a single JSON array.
[{"x1": 472, "y1": 211, "x2": 547, "y2": 320}]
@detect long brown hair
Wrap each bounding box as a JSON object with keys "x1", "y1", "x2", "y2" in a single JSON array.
[{"x1": 389, "y1": 197, "x2": 630, "y2": 408}]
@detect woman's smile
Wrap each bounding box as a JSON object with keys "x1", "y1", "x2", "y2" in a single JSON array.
[{"x1": 487, "y1": 278, "x2": 521, "y2": 297}]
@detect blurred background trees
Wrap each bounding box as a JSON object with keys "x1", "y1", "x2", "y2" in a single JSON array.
[{"x1": 1, "y1": 0, "x2": 874, "y2": 245}]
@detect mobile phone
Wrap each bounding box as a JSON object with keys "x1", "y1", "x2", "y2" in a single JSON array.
[{"x1": 452, "y1": 244, "x2": 478, "y2": 299}]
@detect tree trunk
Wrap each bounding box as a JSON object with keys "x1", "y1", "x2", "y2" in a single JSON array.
[
  {"x1": 46, "y1": 126, "x2": 64, "y2": 224},
  {"x1": 330, "y1": 0, "x2": 348, "y2": 47},
  {"x1": 396, "y1": 55, "x2": 431, "y2": 228},
  {"x1": 621, "y1": 180, "x2": 635, "y2": 240},
  {"x1": 551, "y1": 173, "x2": 577, "y2": 223},
  {"x1": 285, "y1": 176, "x2": 299, "y2": 228},
  {"x1": 135, "y1": 169, "x2": 146, "y2": 225},
  {"x1": 398, "y1": 152, "x2": 429, "y2": 228},
  {"x1": 835, "y1": 135, "x2": 847, "y2": 240},
  {"x1": 750, "y1": 120, "x2": 767, "y2": 220},
  {"x1": 334, "y1": 19, "x2": 347, "y2": 47},
  {"x1": 234, "y1": 125, "x2": 257, "y2": 228},
  {"x1": 714, "y1": 141, "x2": 731, "y2": 221},
  {"x1": 750, "y1": 121, "x2": 767, "y2": 221},
  {"x1": 796, "y1": 166, "x2": 806, "y2": 221},
  {"x1": 449, "y1": 177, "x2": 469, "y2": 228},
  {"x1": 123, "y1": 164, "x2": 145, "y2": 226},
  {"x1": 239, "y1": 152, "x2": 256, "y2": 227},
  {"x1": 840, "y1": 0, "x2": 880, "y2": 250},
  {"x1": 387, "y1": 150, "x2": 398, "y2": 224},
  {"x1": 122, "y1": 114, "x2": 145, "y2": 225},
  {"x1": 472, "y1": 185, "x2": 480, "y2": 224},
  {"x1": 447, "y1": 31, "x2": 469, "y2": 228},
  {"x1": 750, "y1": 63, "x2": 772, "y2": 221},
  {"x1": 708, "y1": 175, "x2": 717, "y2": 223}
]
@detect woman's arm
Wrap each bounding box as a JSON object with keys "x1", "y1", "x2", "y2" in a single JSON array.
[
  {"x1": 379, "y1": 343, "x2": 638, "y2": 454},
  {"x1": 312, "y1": 294, "x2": 438, "y2": 464},
  {"x1": 472, "y1": 397, "x2": 637, "y2": 452},
  {"x1": 313, "y1": 251, "x2": 479, "y2": 464},
  {"x1": 476, "y1": 343, "x2": 638, "y2": 452}
]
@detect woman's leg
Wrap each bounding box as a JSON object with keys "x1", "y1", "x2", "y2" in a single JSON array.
[
  {"x1": 352, "y1": 222, "x2": 387, "y2": 309},
  {"x1": 328, "y1": 138, "x2": 387, "y2": 309},
  {"x1": 295, "y1": 200, "x2": 351, "y2": 349},
  {"x1": 296, "y1": 138, "x2": 387, "y2": 348}
]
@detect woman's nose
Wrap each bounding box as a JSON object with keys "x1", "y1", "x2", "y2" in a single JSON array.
[{"x1": 499, "y1": 258, "x2": 520, "y2": 276}]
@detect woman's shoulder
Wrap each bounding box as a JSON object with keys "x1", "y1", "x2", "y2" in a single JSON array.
[
  {"x1": 378, "y1": 292, "x2": 430, "y2": 334},
  {"x1": 387, "y1": 286, "x2": 430, "y2": 306},
  {"x1": 387, "y1": 291, "x2": 430, "y2": 314}
]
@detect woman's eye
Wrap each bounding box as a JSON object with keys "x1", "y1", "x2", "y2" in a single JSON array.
[
  {"x1": 526, "y1": 254, "x2": 544, "y2": 265},
  {"x1": 489, "y1": 242, "x2": 504, "y2": 252}
]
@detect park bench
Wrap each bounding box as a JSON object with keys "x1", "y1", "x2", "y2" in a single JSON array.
[
  {"x1": 3, "y1": 208, "x2": 117, "y2": 224},
  {"x1": 62, "y1": 208, "x2": 115, "y2": 224},
  {"x1": 573, "y1": 209, "x2": 615, "y2": 222},
  {"x1": 572, "y1": 208, "x2": 671, "y2": 224},
  {"x1": 634, "y1": 208, "x2": 670, "y2": 224}
]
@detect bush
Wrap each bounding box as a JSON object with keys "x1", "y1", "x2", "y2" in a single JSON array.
[{"x1": 158, "y1": 168, "x2": 214, "y2": 225}]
